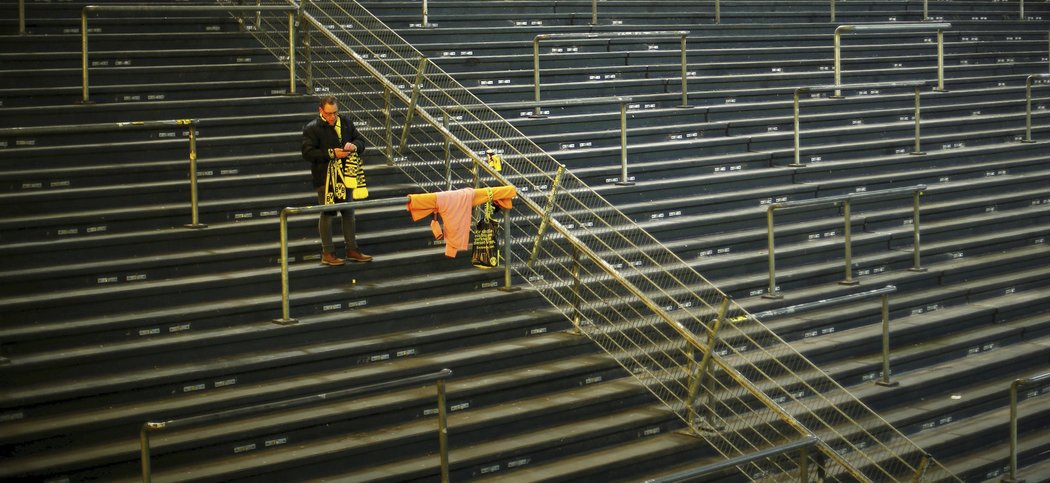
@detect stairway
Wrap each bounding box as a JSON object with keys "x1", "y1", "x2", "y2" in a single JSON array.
[{"x1": 2, "y1": 0, "x2": 1050, "y2": 481}]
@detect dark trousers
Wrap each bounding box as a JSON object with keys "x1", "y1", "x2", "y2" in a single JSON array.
[{"x1": 316, "y1": 187, "x2": 357, "y2": 253}]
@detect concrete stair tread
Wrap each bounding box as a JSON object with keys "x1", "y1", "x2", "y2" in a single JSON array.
[
  {"x1": 0, "y1": 276, "x2": 540, "y2": 371},
  {"x1": 470, "y1": 431, "x2": 711, "y2": 483},
  {"x1": 297, "y1": 403, "x2": 674, "y2": 483},
  {"x1": 0, "y1": 335, "x2": 622, "y2": 478}
]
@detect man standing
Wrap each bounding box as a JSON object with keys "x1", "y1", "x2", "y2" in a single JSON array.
[{"x1": 301, "y1": 95, "x2": 373, "y2": 266}]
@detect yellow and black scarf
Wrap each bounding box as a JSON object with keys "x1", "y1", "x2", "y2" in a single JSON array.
[{"x1": 323, "y1": 115, "x2": 368, "y2": 204}]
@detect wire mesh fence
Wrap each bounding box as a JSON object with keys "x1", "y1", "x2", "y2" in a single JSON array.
[{"x1": 228, "y1": 0, "x2": 960, "y2": 480}]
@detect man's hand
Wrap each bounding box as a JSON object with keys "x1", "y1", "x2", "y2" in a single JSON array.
[
  {"x1": 343, "y1": 142, "x2": 357, "y2": 153},
  {"x1": 334, "y1": 148, "x2": 351, "y2": 159}
]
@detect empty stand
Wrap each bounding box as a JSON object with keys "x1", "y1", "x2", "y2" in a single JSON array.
[{"x1": 2, "y1": 0, "x2": 1050, "y2": 481}]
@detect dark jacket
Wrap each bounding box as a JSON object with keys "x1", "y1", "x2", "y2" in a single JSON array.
[{"x1": 301, "y1": 114, "x2": 367, "y2": 189}]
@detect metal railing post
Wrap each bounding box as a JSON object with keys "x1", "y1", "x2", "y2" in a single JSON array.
[
  {"x1": 763, "y1": 206, "x2": 782, "y2": 299},
  {"x1": 833, "y1": 28, "x2": 843, "y2": 98},
  {"x1": 499, "y1": 210, "x2": 518, "y2": 292},
  {"x1": 302, "y1": 17, "x2": 314, "y2": 94},
  {"x1": 531, "y1": 36, "x2": 546, "y2": 118},
  {"x1": 422, "y1": 0, "x2": 429, "y2": 27},
  {"x1": 839, "y1": 198, "x2": 858, "y2": 285},
  {"x1": 830, "y1": 0, "x2": 836, "y2": 23},
  {"x1": 936, "y1": 28, "x2": 946, "y2": 92},
  {"x1": 139, "y1": 421, "x2": 168, "y2": 483},
  {"x1": 399, "y1": 57, "x2": 429, "y2": 153},
  {"x1": 679, "y1": 34, "x2": 690, "y2": 108},
  {"x1": 140, "y1": 423, "x2": 153, "y2": 483},
  {"x1": 1020, "y1": 0, "x2": 1026, "y2": 21},
  {"x1": 384, "y1": 86, "x2": 393, "y2": 164},
  {"x1": 18, "y1": 0, "x2": 25, "y2": 34},
  {"x1": 909, "y1": 189, "x2": 926, "y2": 272},
  {"x1": 235, "y1": 0, "x2": 246, "y2": 32},
  {"x1": 1003, "y1": 372, "x2": 1050, "y2": 482},
  {"x1": 1025, "y1": 76, "x2": 1035, "y2": 143},
  {"x1": 274, "y1": 207, "x2": 298, "y2": 325},
  {"x1": 923, "y1": 0, "x2": 928, "y2": 21},
  {"x1": 442, "y1": 113, "x2": 452, "y2": 189},
  {"x1": 791, "y1": 88, "x2": 807, "y2": 167},
  {"x1": 182, "y1": 120, "x2": 207, "y2": 229},
  {"x1": 687, "y1": 296, "x2": 730, "y2": 432},
  {"x1": 471, "y1": 158, "x2": 480, "y2": 190},
  {"x1": 436, "y1": 378, "x2": 450, "y2": 483},
  {"x1": 528, "y1": 165, "x2": 565, "y2": 266},
  {"x1": 1023, "y1": 74, "x2": 1049, "y2": 143},
  {"x1": 570, "y1": 244, "x2": 583, "y2": 334},
  {"x1": 1007, "y1": 378, "x2": 1021, "y2": 483},
  {"x1": 287, "y1": 11, "x2": 296, "y2": 95},
  {"x1": 715, "y1": 0, "x2": 720, "y2": 24},
  {"x1": 617, "y1": 100, "x2": 634, "y2": 186},
  {"x1": 81, "y1": 10, "x2": 91, "y2": 103},
  {"x1": 591, "y1": 0, "x2": 597, "y2": 25},
  {"x1": 876, "y1": 293, "x2": 899, "y2": 387},
  {"x1": 912, "y1": 86, "x2": 925, "y2": 154}
]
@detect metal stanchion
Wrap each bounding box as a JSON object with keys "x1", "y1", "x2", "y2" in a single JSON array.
[
  {"x1": 182, "y1": 120, "x2": 207, "y2": 229},
  {"x1": 876, "y1": 293, "x2": 899, "y2": 387},
  {"x1": 909, "y1": 189, "x2": 926, "y2": 272},
  {"x1": 839, "y1": 199, "x2": 858, "y2": 285},
  {"x1": 763, "y1": 206, "x2": 782, "y2": 299},
  {"x1": 911, "y1": 86, "x2": 926, "y2": 155},
  {"x1": 499, "y1": 210, "x2": 519, "y2": 293},
  {"x1": 436, "y1": 378, "x2": 450, "y2": 483},
  {"x1": 616, "y1": 100, "x2": 634, "y2": 186}
]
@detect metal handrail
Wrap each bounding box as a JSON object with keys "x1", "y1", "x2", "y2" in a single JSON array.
[
  {"x1": 273, "y1": 194, "x2": 516, "y2": 325},
  {"x1": 764, "y1": 185, "x2": 926, "y2": 299},
  {"x1": 1004, "y1": 371, "x2": 1050, "y2": 482},
  {"x1": 17, "y1": 0, "x2": 25, "y2": 34},
  {"x1": 531, "y1": 31, "x2": 690, "y2": 117},
  {"x1": 791, "y1": 81, "x2": 927, "y2": 167},
  {"x1": 834, "y1": 23, "x2": 951, "y2": 97},
  {"x1": 756, "y1": 285, "x2": 900, "y2": 387},
  {"x1": 139, "y1": 368, "x2": 453, "y2": 483},
  {"x1": 645, "y1": 435, "x2": 820, "y2": 482},
  {"x1": 80, "y1": 5, "x2": 298, "y2": 103},
  {"x1": 1022, "y1": 74, "x2": 1050, "y2": 143},
  {"x1": 0, "y1": 119, "x2": 205, "y2": 229}
]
